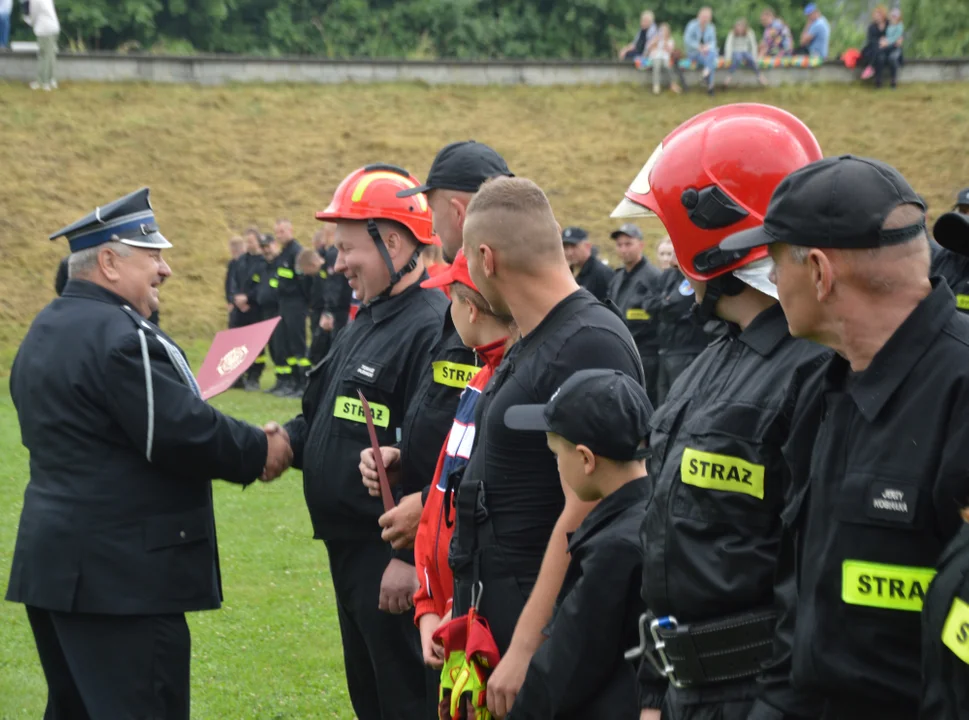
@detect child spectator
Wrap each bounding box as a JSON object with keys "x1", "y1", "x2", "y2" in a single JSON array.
[
  {"x1": 403, "y1": 250, "x2": 514, "y2": 671},
  {"x1": 647, "y1": 22, "x2": 683, "y2": 95},
  {"x1": 878, "y1": 7, "x2": 905, "y2": 88},
  {"x1": 758, "y1": 7, "x2": 793, "y2": 58},
  {"x1": 618, "y1": 10, "x2": 657, "y2": 61},
  {"x1": 503, "y1": 369, "x2": 651, "y2": 719},
  {"x1": 684, "y1": 6, "x2": 718, "y2": 94},
  {"x1": 725, "y1": 18, "x2": 767, "y2": 86}
]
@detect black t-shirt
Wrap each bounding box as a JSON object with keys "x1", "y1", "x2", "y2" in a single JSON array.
[{"x1": 454, "y1": 289, "x2": 644, "y2": 603}]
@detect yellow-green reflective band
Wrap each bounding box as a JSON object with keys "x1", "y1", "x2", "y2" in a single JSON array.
[
  {"x1": 275, "y1": 366, "x2": 292, "y2": 375},
  {"x1": 277, "y1": 267, "x2": 295, "y2": 279},
  {"x1": 680, "y1": 448, "x2": 765, "y2": 499},
  {"x1": 319, "y1": 270, "x2": 328, "y2": 279},
  {"x1": 841, "y1": 560, "x2": 936, "y2": 612},
  {"x1": 957, "y1": 295, "x2": 969, "y2": 310},
  {"x1": 626, "y1": 308, "x2": 650, "y2": 321},
  {"x1": 297, "y1": 358, "x2": 312, "y2": 367},
  {"x1": 269, "y1": 278, "x2": 279, "y2": 288},
  {"x1": 252, "y1": 273, "x2": 260, "y2": 282},
  {"x1": 942, "y1": 597, "x2": 969, "y2": 665},
  {"x1": 286, "y1": 357, "x2": 298, "y2": 366},
  {"x1": 432, "y1": 361, "x2": 480, "y2": 389},
  {"x1": 334, "y1": 396, "x2": 390, "y2": 428},
  {"x1": 253, "y1": 356, "x2": 266, "y2": 364}
]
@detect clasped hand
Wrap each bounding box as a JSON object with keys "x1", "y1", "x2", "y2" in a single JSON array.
[{"x1": 261, "y1": 422, "x2": 292, "y2": 481}]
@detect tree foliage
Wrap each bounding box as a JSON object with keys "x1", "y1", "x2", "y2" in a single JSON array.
[{"x1": 9, "y1": 0, "x2": 965, "y2": 58}]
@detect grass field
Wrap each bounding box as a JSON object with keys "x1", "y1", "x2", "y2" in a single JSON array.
[{"x1": 1, "y1": 79, "x2": 969, "y2": 718}]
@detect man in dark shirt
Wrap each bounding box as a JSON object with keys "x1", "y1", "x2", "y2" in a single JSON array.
[
  {"x1": 456, "y1": 176, "x2": 644, "y2": 718},
  {"x1": 722, "y1": 155, "x2": 969, "y2": 720},
  {"x1": 270, "y1": 164, "x2": 447, "y2": 720},
  {"x1": 614, "y1": 104, "x2": 827, "y2": 720},
  {"x1": 931, "y1": 189, "x2": 969, "y2": 314},
  {"x1": 562, "y1": 226, "x2": 612, "y2": 302},
  {"x1": 272, "y1": 218, "x2": 312, "y2": 396},
  {"x1": 608, "y1": 222, "x2": 662, "y2": 404}
]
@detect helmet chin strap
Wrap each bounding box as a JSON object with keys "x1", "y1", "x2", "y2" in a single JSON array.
[
  {"x1": 691, "y1": 273, "x2": 746, "y2": 325},
  {"x1": 367, "y1": 219, "x2": 420, "y2": 300}
]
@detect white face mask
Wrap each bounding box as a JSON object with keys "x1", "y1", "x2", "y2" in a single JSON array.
[{"x1": 732, "y1": 257, "x2": 778, "y2": 299}]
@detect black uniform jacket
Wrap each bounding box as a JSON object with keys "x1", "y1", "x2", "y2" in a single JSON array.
[
  {"x1": 285, "y1": 278, "x2": 448, "y2": 542},
  {"x1": 275, "y1": 240, "x2": 311, "y2": 305},
  {"x1": 239, "y1": 252, "x2": 268, "y2": 318},
  {"x1": 641, "y1": 303, "x2": 831, "y2": 712},
  {"x1": 930, "y1": 243, "x2": 969, "y2": 314},
  {"x1": 6, "y1": 280, "x2": 267, "y2": 616},
  {"x1": 510, "y1": 478, "x2": 648, "y2": 720},
  {"x1": 608, "y1": 256, "x2": 662, "y2": 359},
  {"x1": 321, "y1": 246, "x2": 352, "y2": 329},
  {"x1": 787, "y1": 279, "x2": 969, "y2": 714},
  {"x1": 575, "y1": 249, "x2": 613, "y2": 302},
  {"x1": 921, "y1": 523, "x2": 969, "y2": 720},
  {"x1": 647, "y1": 267, "x2": 712, "y2": 356}
]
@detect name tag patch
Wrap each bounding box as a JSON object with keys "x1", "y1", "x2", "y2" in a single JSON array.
[
  {"x1": 866, "y1": 480, "x2": 917, "y2": 523},
  {"x1": 334, "y1": 396, "x2": 390, "y2": 428},
  {"x1": 433, "y1": 361, "x2": 480, "y2": 389},
  {"x1": 841, "y1": 560, "x2": 935, "y2": 612},
  {"x1": 680, "y1": 448, "x2": 765, "y2": 500},
  {"x1": 942, "y1": 597, "x2": 969, "y2": 665},
  {"x1": 356, "y1": 363, "x2": 378, "y2": 381},
  {"x1": 957, "y1": 294, "x2": 969, "y2": 310},
  {"x1": 626, "y1": 308, "x2": 650, "y2": 321}
]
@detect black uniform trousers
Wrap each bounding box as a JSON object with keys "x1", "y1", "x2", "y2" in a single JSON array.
[
  {"x1": 26, "y1": 605, "x2": 190, "y2": 720},
  {"x1": 324, "y1": 534, "x2": 427, "y2": 720},
  {"x1": 278, "y1": 298, "x2": 309, "y2": 378},
  {"x1": 641, "y1": 351, "x2": 660, "y2": 407}
]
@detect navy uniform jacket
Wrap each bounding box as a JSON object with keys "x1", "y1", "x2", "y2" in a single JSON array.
[
  {"x1": 574, "y1": 249, "x2": 613, "y2": 303},
  {"x1": 921, "y1": 522, "x2": 969, "y2": 720},
  {"x1": 509, "y1": 478, "x2": 648, "y2": 720},
  {"x1": 285, "y1": 277, "x2": 448, "y2": 542},
  {"x1": 930, "y1": 243, "x2": 969, "y2": 313},
  {"x1": 6, "y1": 280, "x2": 268, "y2": 615},
  {"x1": 275, "y1": 240, "x2": 312, "y2": 306},
  {"x1": 607, "y1": 256, "x2": 662, "y2": 360}
]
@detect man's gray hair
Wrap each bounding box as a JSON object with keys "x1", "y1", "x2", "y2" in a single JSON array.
[
  {"x1": 68, "y1": 241, "x2": 131, "y2": 279},
  {"x1": 789, "y1": 245, "x2": 811, "y2": 264}
]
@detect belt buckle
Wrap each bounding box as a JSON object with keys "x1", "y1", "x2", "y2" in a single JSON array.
[{"x1": 624, "y1": 613, "x2": 683, "y2": 688}]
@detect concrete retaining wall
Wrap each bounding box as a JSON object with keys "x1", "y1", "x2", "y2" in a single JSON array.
[{"x1": 1, "y1": 51, "x2": 967, "y2": 87}]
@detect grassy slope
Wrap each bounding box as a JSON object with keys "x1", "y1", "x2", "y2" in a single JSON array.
[
  {"x1": 1, "y1": 80, "x2": 968, "y2": 717},
  {"x1": 1, "y1": 81, "x2": 968, "y2": 371}
]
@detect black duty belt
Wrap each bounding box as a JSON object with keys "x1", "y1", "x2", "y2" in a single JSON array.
[{"x1": 625, "y1": 609, "x2": 777, "y2": 688}]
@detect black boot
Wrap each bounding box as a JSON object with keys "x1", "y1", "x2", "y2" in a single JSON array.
[{"x1": 267, "y1": 373, "x2": 290, "y2": 396}]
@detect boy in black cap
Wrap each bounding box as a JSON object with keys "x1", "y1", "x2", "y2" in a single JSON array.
[
  {"x1": 721, "y1": 154, "x2": 969, "y2": 719},
  {"x1": 562, "y1": 226, "x2": 612, "y2": 302},
  {"x1": 502, "y1": 368, "x2": 651, "y2": 720}
]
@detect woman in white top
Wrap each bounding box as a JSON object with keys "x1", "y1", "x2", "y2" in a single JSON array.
[
  {"x1": 24, "y1": 0, "x2": 60, "y2": 90},
  {"x1": 646, "y1": 23, "x2": 683, "y2": 95}
]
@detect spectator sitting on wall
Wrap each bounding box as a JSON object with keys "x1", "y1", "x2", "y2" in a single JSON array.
[
  {"x1": 875, "y1": 7, "x2": 905, "y2": 89},
  {"x1": 685, "y1": 7, "x2": 718, "y2": 95},
  {"x1": 23, "y1": 0, "x2": 59, "y2": 91},
  {"x1": 0, "y1": 0, "x2": 12, "y2": 50},
  {"x1": 758, "y1": 6, "x2": 793, "y2": 58},
  {"x1": 619, "y1": 10, "x2": 657, "y2": 60},
  {"x1": 647, "y1": 23, "x2": 684, "y2": 95},
  {"x1": 797, "y1": 2, "x2": 830, "y2": 58},
  {"x1": 725, "y1": 18, "x2": 767, "y2": 86},
  {"x1": 860, "y1": 4, "x2": 888, "y2": 81}
]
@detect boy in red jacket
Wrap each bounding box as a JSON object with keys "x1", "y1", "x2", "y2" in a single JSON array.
[{"x1": 413, "y1": 250, "x2": 515, "y2": 669}]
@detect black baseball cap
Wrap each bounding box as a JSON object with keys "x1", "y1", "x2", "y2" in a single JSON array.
[
  {"x1": 719, "y1": 155, "x2": 927, "y2": 253},
  {"x1": 610, "y1": 223, "x2": 644, "y2": 241},
  {"x1": 504, "y1": 369, "x2": 653, "y2": 462},
  {"x1": 955, "y1": 187, "x2": 969, "y2": 208},
  {"x1": 396, "y1": 140, "x2": 513, "y2": 198},
  {"x1": 562, "y1": 226, "x2": 588, "y2": 245},
  {"x1": 934, "y1": 212, "x2": 969, "y2": 257},
  {"x1": 259, "y1": 232, "x2": 275, "y2": 247}
]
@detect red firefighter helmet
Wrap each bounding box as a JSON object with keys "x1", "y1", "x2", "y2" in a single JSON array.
[
  {"x1": 612, "y1": 103, "x2": 822, "y2": 283},
  {"x1": 317, "y1": 163, "x2": 434, "y2": 244}
]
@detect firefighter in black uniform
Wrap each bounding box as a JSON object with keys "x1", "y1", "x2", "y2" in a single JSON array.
[
  {"x1": 562, "y1": 226, "x2": 612, "y2": 301},
  {"x1": 224, "y1": 235, "x2": 245, "y2": 327},
  {"x1": 257, "y1": 233, "x2": 291, "y2": 396},
  {"x1": 6, "y1": 188, "x2": 290, "y2": 720},
  {"x1": 234, "y1": 228, "x2": 269, "y2": 390},
  {"x1": 649, "y1": 252, "x2": 719, "y2": 405},
  {"x1": 273, "y1": 219, "x2": 312, "y2": 396},
  {"x1": 613, "y1": 104, "x2": 829, "y2": 720},
  {"x1": 303, "y1": 225, "x2": 352, "y2": 365},
  {"x1": 608, "y1": 222, "x2": 662, "y2": 404},
  {"x1": 273, "y1": 165, "x2": 449, "y2": 720},
  {"x1": 930, "y1": 191, "x2": 969, "y2": 314},
  {"x1": 721, "y1": 156, "x2": 969, "y2": 720}
]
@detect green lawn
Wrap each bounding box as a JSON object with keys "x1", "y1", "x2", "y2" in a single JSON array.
[{"x1": 0, "y1": 374, "x2": 357, "y2": 719}]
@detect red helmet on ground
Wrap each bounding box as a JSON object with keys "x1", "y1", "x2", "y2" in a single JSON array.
[
  {"x1": 612, "y1": 103, "x2": 822, "y2": 283},
  {"x1": 316, "y1": 163, "x2": 434, "y2": 244}
]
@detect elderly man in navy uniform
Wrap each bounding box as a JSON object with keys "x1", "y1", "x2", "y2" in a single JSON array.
[{"x1": 6, "y1": 188, "x2": 292, "y2": 720}]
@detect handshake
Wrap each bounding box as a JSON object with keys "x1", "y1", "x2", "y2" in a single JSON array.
[{"x1": 261, "y1": 421, "x2": 293, "y2": 482}]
